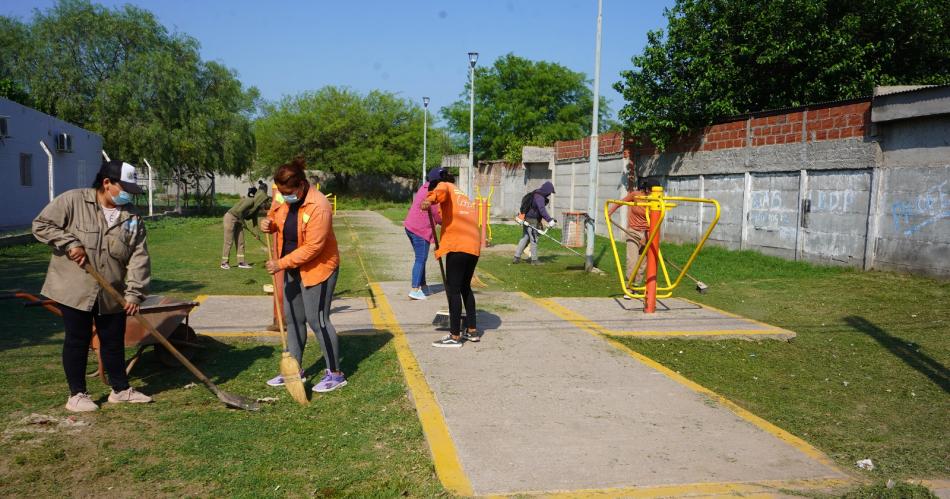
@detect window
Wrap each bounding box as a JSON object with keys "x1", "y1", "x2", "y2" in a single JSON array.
[{"x1": 19, "y1": 153, "x2": 32, "y2": 187}]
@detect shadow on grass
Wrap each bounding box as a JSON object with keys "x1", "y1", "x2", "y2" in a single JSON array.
[
  {"x1": 0, "y1": 302, "x2": 64, "y2": 352},
  {"x1": 132, "y1": 336, "x2": 272, "y2": 396},
  {"x1": 307, "y1": 332, "x2": 392, "y2": 380},
  {"x1": 845, "y1": 315, "x2": 949, "y2": 394},
  {"x1": 150, "y1": 278, "x2": 206, "y2": 295}
]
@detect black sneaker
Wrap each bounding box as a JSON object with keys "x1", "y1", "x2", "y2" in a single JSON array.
[
  {"x1": 530, "y1": 260, "x2": 542, "y2": 265},
  {"x1": 512, "y1": 257, "x2": 521, "y2": 264},
  {"x1": 432, "y1": 335, "x2": 463, "y2": 348},
  {"x1": 461, "y1": 330, "x2": 481, "y2": 342}
]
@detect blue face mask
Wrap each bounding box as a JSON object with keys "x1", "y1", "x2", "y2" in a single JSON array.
[
  {"x1": 283, "y1": 193, "x2": 300, "y2": 204},
  {"x1": 112, "y1": 190, "x2": 133, "y2": 206}
]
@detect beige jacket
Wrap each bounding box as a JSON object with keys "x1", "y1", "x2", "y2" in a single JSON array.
[{"x1": 32, "y1": 188, "x2": 151, "y2": 313}]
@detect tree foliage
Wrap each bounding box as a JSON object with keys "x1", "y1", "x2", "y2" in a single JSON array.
[
  {"x1": 1, "y1": 0, "x2": 258, "y2": 184},
  {"x1": 441, "y1": 54, "x2": 612, "y2": 164},
  {"x1": 254, "y1": 86, "x2": 453, "y2": 189},
  {"x1": 615, "y1": 0, "x2": 950, "y2": 150}
]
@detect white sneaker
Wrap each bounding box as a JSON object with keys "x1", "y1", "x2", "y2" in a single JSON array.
[
  {"x1": 408, "y1": 289, "x2": 427, "y2": 300},
  {"x1": 65, "y1": 392, "x2": 98, "y2": 412},
  {"x1": 108, "y1": 387, "x2": 153, "y2": 404}
]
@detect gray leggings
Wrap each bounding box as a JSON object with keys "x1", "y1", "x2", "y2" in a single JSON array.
[{"x1": 283, "y1": 268, "x2": 340, "y2": 371}]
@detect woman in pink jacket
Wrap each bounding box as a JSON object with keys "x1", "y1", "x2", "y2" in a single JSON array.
[{"x1": 402, "y1": 167, "x2": 444, "y2": 300}]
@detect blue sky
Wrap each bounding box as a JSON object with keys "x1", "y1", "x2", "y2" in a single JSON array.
[{"x1": 3, "y1": 0, "x2": 674, "y2": 121}]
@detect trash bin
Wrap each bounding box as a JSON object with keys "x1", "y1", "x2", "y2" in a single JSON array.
[{"x1": 561, "y1": 211, "x2": 587, "y2": 248}]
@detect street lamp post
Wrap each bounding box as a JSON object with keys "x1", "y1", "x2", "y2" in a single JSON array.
[
  {"x1": 422, "y1": 96, "x2": 430, "y2": 184},
  {"x1": 585, "y1": 0, "x2": 604, "y2": 272},
  {"x1": 467, "y1": 51, "x2": 478, "y2": 197}
]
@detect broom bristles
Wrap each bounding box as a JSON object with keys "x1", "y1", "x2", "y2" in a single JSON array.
[
  {"x1": 471, "y1": 272, "x2": 487, "y2": 288},
  {"x1": 280, "y1": 352, "x2": 309, "y2": 405}
]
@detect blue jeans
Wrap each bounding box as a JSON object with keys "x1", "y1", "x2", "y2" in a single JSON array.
[{"x1": 406, "y1": 228, "x2": 429, "y2": 288}]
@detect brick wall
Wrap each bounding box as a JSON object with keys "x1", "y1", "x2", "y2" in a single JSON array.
[
  {"x1": 625, "y1": 99, "x2": 871, "y2": 157},
  {"x1": 554, "y1": 131, "x2": 624, "y2": 161}
]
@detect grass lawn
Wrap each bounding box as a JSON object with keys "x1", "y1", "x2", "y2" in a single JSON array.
[{"x1": 0, "y1": 213, "x2": 444, "y2": 497}]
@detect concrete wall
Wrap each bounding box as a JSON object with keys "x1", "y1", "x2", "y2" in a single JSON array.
[
  {"x1": 622, "y1": 87, "x2": 950, "y2": 277},
  {"x1": 0, "y1": 98, "x2": 103, "y2": 230}
]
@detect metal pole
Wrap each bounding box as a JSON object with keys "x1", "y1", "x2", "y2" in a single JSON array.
[
  {"x1": 422, "y1": 98, "x2": 429, "y2": 183},
  {"x1": 40, "y1": 140, "x2": 54, "y2": 202},
  {"x1": 585, "y1": 0, "x2": 604, "y2": 272},
  {"x1": 144, "y1": 158, "x2": 154, "y2": 216},
  {"x1": 468, "y1": 62, "x2": 476, "y2": 197}
]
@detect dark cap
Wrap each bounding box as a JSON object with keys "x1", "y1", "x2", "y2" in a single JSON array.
[{"x1": 99, "y1": 160, "x2": 144, "y2": 194}]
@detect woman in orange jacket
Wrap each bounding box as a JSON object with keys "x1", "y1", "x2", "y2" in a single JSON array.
[
  {"x1": 419, "y1": 171, "x2": 481, "y2": 347},
  {"x1": 261, "y1": 158, "x2": 345, "y2": 392}
]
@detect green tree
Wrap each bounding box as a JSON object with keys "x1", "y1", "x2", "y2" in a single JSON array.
[
  {"x1": 615, "y1": 0, "x2": 950, "y2": 150},
  {"x1": 2, "y1": 0, "x2": 258, "y2": 205},
  {"x1": 441, "y1": 53, "x2": 612, "y2": 164},
  {"x1": 254, "y1": 86, "x2": 452, "y2": 190}
]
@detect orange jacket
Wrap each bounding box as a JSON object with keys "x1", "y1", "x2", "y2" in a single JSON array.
[
  {"x1": 267, "y1": 184, "x2": 339, "y2": 286},
  {"x1": 426, "y1": 182, "x2": 480, "y2": 258}
]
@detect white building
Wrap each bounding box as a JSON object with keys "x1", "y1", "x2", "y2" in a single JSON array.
[{"x1": 0, "y1": 97, "x2": 103, "y2": 230}]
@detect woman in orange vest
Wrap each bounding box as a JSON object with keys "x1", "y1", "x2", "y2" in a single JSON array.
[
  {"x1": 261, "y1": 158, "x2": 345, "y2": 392},
  {"x1": 419, "y1": 171, "x2": 481, "y2": 347}
]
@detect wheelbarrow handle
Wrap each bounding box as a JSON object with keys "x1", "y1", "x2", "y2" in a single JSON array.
[{"x1": 24, "y1": 300, "x2": 57, "y2": 308}]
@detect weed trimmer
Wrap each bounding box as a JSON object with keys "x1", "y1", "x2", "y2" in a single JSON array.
[
  {"x1": 83, "y1": 263, "x2": 260, "y2": 411},
  {"x1": 265, "y1": 233, "x2": 310, "y2": 405},
  {"x1": 427, "y1": 208, "x2": 463, "y2": 329},
  {"x1": 608, "y1": 219, "x2": 709, "y2": 294},
  {"x1": 519, "y1": 218, "x2": 603, "y2": 273}
]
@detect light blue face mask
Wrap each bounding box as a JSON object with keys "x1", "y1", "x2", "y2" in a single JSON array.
[
  {"x1": 112, "y1": 190, "x2": 133, "y2": 206},
  {"x1": 282, "y1": 193, "x2": 300, "y2": 204}
]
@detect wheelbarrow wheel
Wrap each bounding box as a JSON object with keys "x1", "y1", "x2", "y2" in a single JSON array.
[{"x1": 158, "y1": 324, "x2": 198, "y2": 368}]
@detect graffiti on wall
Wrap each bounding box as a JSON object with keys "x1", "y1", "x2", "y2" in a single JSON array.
[
  {"x1": 813, "y1": 190, "x2": 856, "y2": 214},
  {"x1": 891, "y1": 180, "x2": 950, "y2": 236}
]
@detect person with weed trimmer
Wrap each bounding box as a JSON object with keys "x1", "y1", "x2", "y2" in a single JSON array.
[
  {"x1": 402, "y1": 167, "x2": 444, "y2": 300},
  {"x1": 220, "y1": 185, "x2": 269, "y2": 270},
  {"x1": 513, "y1": 181, "x2": 557, "y2": 265},
  {"x1": 261, "y1": 158, "x2": 347, "y2": 393},
  {"x1": 420, "y1": 171, "x2": 481, "y2": 347},
  {"x1": 32, "y1": 160, "x2": 153, "y2": 412}
]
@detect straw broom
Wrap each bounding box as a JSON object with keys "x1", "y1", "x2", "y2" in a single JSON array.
[{"x1": 266, "y1": 232, "x2": 309, "y2": 405}]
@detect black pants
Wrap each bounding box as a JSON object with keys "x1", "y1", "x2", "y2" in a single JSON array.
[
  {"x1": 445, "y1": 252, "x2": 478, "y2": 335},
  {"x1": 60, "y1": 302, "x2": 130, "y2": 395}
]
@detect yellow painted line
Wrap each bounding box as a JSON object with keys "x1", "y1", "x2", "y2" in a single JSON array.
[
  {"x1": 526, "y1": 293, "x2": 846, "y2": 476},
  {"x1": 194, "y1": 294, "x2": 209, "y2": 304},
  {"x1": 369, "y1": 282, "x2": 473, "y2": 496},
  {"x1": 603, "y1": 328, "x2": 791, "y2": 337},
  {"x1": 485, "y1": 477, "x2": 851, "y2": 498}
]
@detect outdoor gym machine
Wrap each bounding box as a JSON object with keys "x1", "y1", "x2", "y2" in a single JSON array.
[
  {"x1": 475, "y1": 184, "x2": 494, "y2": 247},
  {"x1": 604, "y1": 186, "x2": 720, "y2": 313}
]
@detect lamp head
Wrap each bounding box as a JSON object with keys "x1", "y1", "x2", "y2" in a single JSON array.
[
  {"x1": 423, "y1": 96, "x2": 430, "y2": 107},
  {"x1": 468, "y1": 52, "x2": 479, "y2": 67}
]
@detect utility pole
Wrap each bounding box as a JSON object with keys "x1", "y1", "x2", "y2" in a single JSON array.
[{"x1": 585, "y1": 0, "x2": 604, "y2": 272}]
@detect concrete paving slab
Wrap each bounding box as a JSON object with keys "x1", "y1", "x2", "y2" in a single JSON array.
[
  {"x1": 377, "y1": 280, "x2": 843, "y2": 496},
  {"x1": 549, "y1": 296, "x2": 796, "y2": 340},
  {"x1": 188, "y1": 295, "x2": 377, "y2": 336}
]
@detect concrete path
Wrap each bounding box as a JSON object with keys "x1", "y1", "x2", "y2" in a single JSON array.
[{"x1": 377, "y1": 281, "x2": 842, "y2": 496}]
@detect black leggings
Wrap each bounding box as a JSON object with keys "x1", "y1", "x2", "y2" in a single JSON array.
[
  {"x1": 445, "y1": 252, "x2": 478, "y2": 335},
  {"x1": 60, "y1": 302, "x2": 130, "y2": 395}
]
